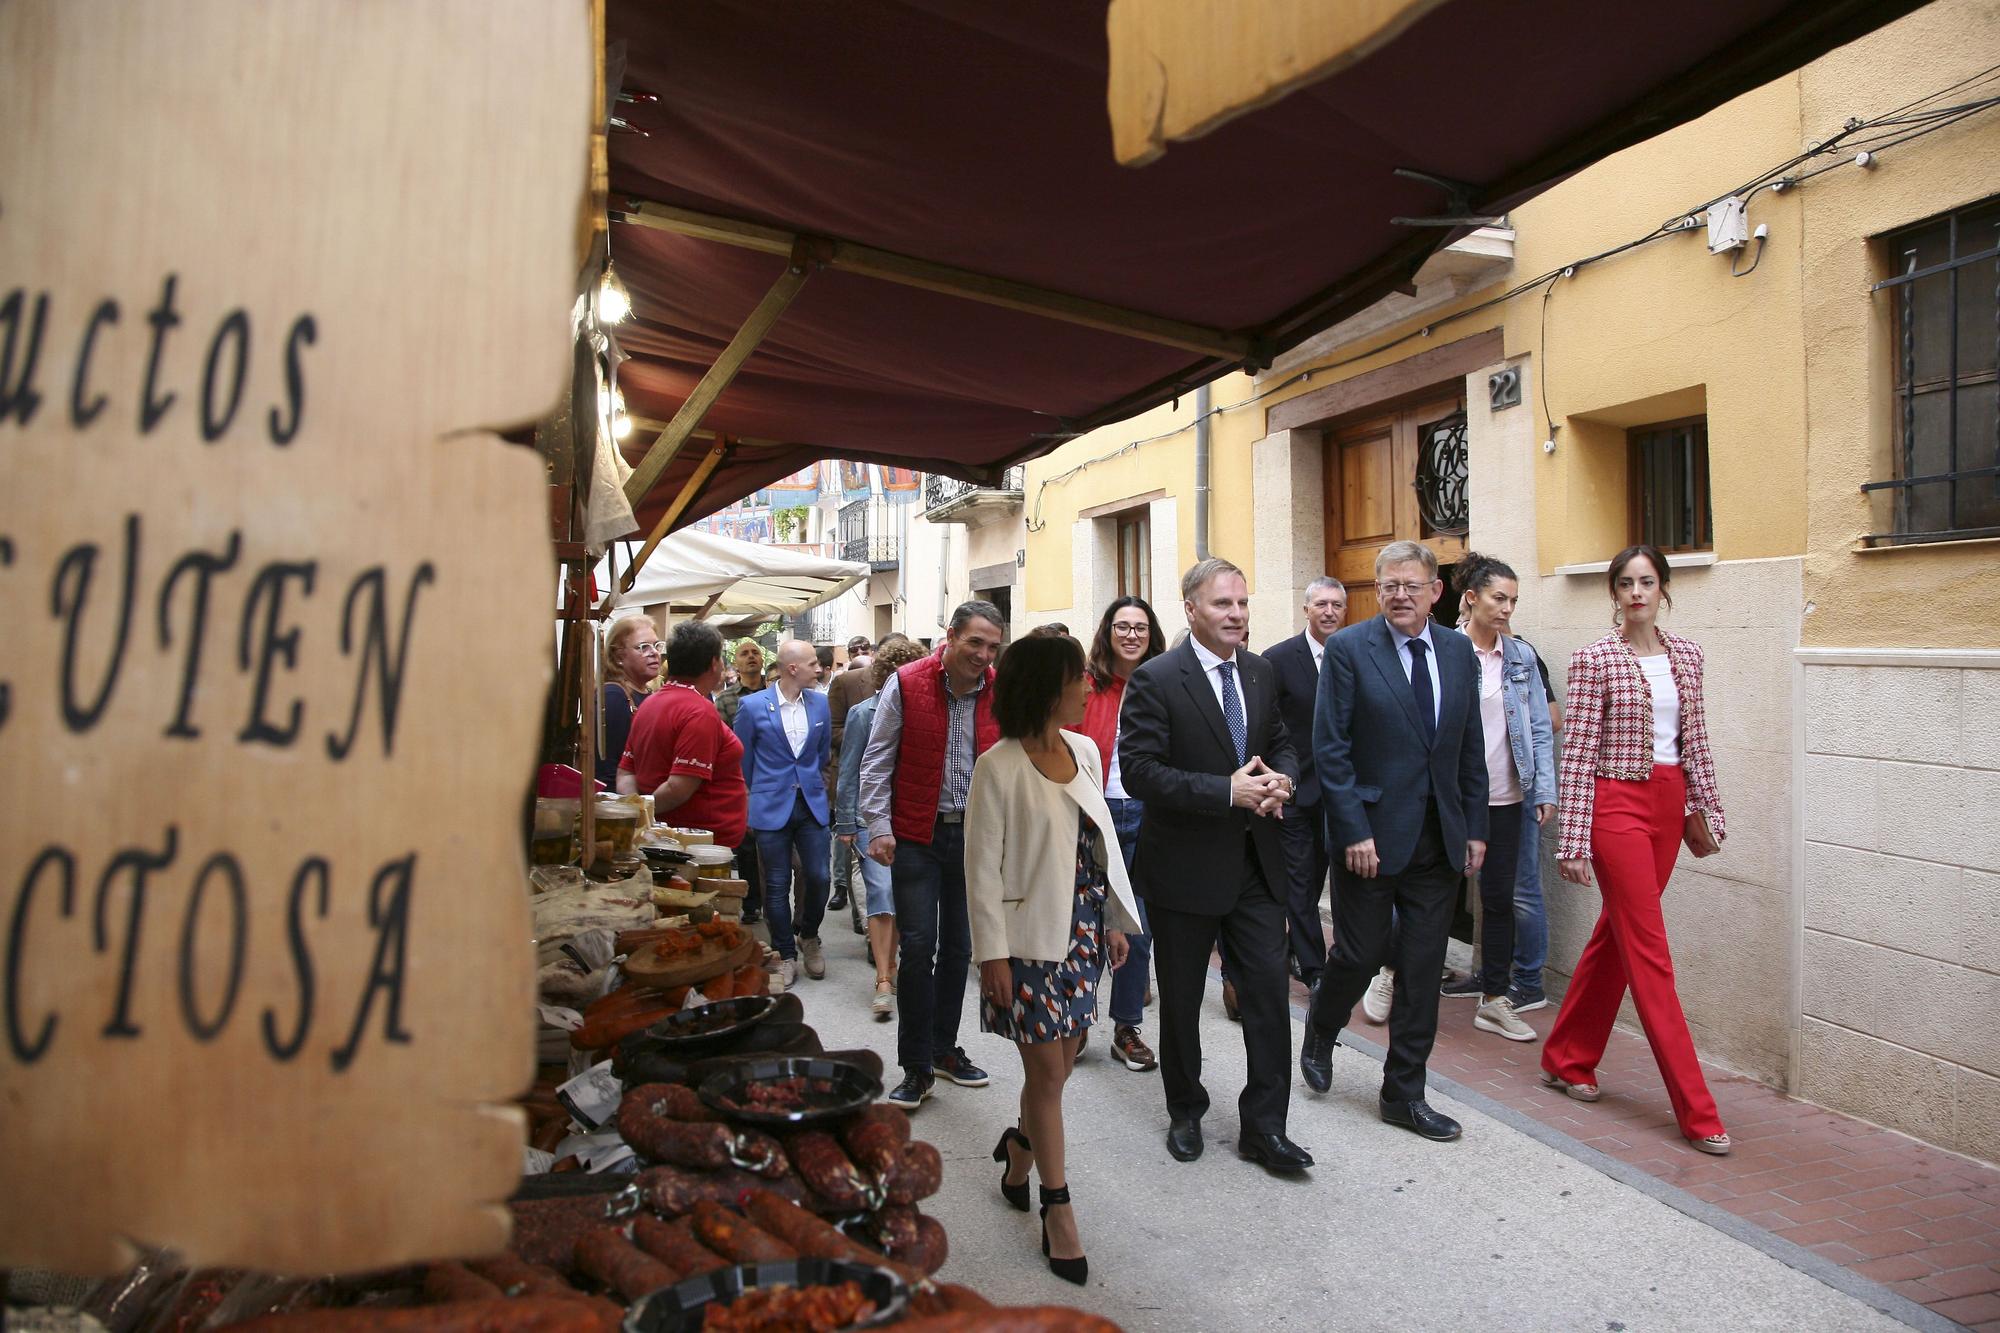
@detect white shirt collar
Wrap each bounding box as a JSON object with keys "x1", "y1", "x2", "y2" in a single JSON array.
[
  {"x1": 1189, "y1": 636, "x2": 1238, "y2": 674},
  {"x1": 775, "y1": 679, "x2": 806, "y2": 705},
  {"x1": 1306, "y1": 628, "x2": 1328, "y2": 664},
  {"x1": 1388, "y1": 620, "x2": 1437, "y2": 655}
]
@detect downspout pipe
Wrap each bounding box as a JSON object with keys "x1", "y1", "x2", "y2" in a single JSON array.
[{"x1": 1193, "y1": 383, "x2": 1211, "y2": 559}]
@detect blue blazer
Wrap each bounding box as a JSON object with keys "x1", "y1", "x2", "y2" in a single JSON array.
[
  {"x1": 732, "y1": 686, "x2": 833, "y2": 831},
  {"x1": 1315, "y1": 617, "x2": 1489, "y2": 877}
]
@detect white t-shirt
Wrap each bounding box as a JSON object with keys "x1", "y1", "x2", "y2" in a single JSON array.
[{"x1": 1637, "y1": 654, "x2": 1680, "y2": 765}]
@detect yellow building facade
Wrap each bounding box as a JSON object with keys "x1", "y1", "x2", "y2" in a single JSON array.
[{"x1": 1019, "y1": 0, "x2": 2000, "y2": 1162}]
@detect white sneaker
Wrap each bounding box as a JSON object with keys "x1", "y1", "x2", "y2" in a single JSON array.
[
  {"x1": 1474, "y1": 994, "x2": 1537, "y2": 1043},
  {"x1": 774, "y1": 957, "x2": 798, "y2": 990},
  {"x1": 1361, "y1": 968, "x2": 1395, "y2": 1024},
  {"x1": 800, "y1": 938, "x2": 825, "y2": 980}
]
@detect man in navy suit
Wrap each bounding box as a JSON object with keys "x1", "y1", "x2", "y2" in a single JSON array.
[
  {"x1": 1260, "y1": 576, "x2": 1347, "y2": 988},
  {"x1": 1301, "y1": 542, "x2": 1487, "y2": 1142},
  {"x1": 735, "y1": 639, "x2": 835, "y2": 987}
]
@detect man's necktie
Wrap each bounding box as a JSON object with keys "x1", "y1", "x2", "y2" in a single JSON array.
[
  {"x1": 1407, "y1": 638, "x2": 1436, "y2": 745},
  {"x1": 1218, "y1": 660, "x2": 1248, "y2": 765}
]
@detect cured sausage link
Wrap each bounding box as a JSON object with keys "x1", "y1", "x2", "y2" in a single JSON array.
[
  {"x1": 883, "y1": 1140, "x2": 944, "y2": 1205},
  {"x1": 630, "y1": 1214, "x2": 731, "y2": 1280},
  {"x1": 573, "y1": 1227, "x2": 679, "y2": 1301},
  {"x1": 781, "y1": 1130, "x2": 876, "y2": 1210},
  {"x1": 689, "y1": 1200, "x2": 797, "y2": 1265}
]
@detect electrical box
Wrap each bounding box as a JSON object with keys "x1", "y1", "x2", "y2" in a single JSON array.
[{"x1": 1707, "y1": 196, "x2": 1749, "y2": 253}]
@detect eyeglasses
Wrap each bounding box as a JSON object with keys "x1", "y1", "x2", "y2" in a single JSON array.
[
  {"x1": 1110, "y1": 623, "x2": 1149, "y2": 637},
  {"x1": 1378, "y1": 581, "x2": 1436, "y2": 598},
  {"x1": 630, "y1": 641, "x2": 664, "y2": 655}
]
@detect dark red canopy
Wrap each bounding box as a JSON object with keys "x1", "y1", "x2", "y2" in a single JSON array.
[{"x1": 608, "y1": 0, "x2": 1922, "y2": 532}]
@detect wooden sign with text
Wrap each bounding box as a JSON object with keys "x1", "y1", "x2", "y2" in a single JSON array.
[{"x1": 0, "y1": 2, "x2": 587, "y2": 1273}]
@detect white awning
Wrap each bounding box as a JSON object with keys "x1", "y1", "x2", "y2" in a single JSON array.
[{"x1": 592, "y1": 529, "x2": 867, "y2": 622}]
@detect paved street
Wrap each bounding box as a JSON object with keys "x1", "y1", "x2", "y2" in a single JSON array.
[{"x1": 790, "y1": 921, "x2": 1933, "y2": 1332}]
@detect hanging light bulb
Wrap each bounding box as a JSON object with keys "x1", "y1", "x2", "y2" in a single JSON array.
[{"x1": 598, "y1": 261, "x2": 632, "y2": 324}]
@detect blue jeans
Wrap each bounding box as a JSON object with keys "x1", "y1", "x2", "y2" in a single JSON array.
[
  {"x1": 1512, "y1": 807, "x2": 1549, "y2": 995},
  {"x1": 1103, "y1": 797, "x2": 1153, "y2": 1027},
  {"x1": 890, "y1": 820, "x2": 972, "y2": 1074},
  {"x1": 754, "y1": 794, "x2": 831, "y2": 961}
]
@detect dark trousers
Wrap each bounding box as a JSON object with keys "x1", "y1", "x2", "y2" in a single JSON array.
[
  {"x1": 1104, "y1": 797, "x2": 1153, "y2": 1028},
  {"x1": 1310, "y1": 805, "x2": 1456, "y2": 1103},
  {"x1": 1147, "y1": 844, "x2": 1292, "y2": 1134},
  {"x1": 890, "y1": 820, "x2": 972, "y2": 1074},
  {"x1": 753, "y1": 793, "x2": 831, "y2": 961},
  {"x1": 1476, "y1": 803, "x2": 1525, "y2": 996},
  {"x1": 1275, "y1": 800, "x2": 1330, "y2": 985}
]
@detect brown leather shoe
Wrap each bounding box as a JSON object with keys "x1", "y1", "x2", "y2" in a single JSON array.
[{"x1": 1223, "y1": 978, "x2": 1240, "y2": 1022}]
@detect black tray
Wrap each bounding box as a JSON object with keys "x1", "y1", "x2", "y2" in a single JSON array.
[
  {"x1": 641, "y1": 996, "x2": 778, "y2": 1053},
  {"x1": 698, "y1": 1056, "x2": 882, "y2": 1126},
  {"x1": 623, "y1": 1258, "x2": 906, "y2": 1333}
]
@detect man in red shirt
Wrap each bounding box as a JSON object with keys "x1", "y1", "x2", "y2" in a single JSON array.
[{"x1": 619, "y1": 621, "x2": 748, "y2": 850}]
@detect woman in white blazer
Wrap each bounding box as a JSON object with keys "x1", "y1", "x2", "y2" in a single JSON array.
[{"x1": 967, "y1": 631, "x2": 1142, "y2": 1287}]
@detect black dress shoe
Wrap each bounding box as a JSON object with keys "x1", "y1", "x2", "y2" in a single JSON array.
[
  {"x1": 1237, "y1": 1131, "x2": 1314, "y2": 1172},
  {"x1": 827, "y1": 890, "x2": 848, "y2": 912},
  {"x1": 1380, "y1": 1098, "x2": 1462, "y2": 1142},
  {"x1": 1299, "y1": 1026, "x2": 1334, "y2": 1094},
  {"x1": 1165, "y1": 1118, "x2": 1204, "y2": 1162}
]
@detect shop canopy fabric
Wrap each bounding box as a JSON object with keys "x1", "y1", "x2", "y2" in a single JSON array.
[
  {"x1": 595, "y1": 529, "x2": 867, "y2": 620},
  {"x1": 606, "y1": 0, "x2": 1926, "y2": 534}
]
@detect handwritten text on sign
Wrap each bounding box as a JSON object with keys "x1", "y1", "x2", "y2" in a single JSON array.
[{"x1": 0, "y1": 1, "x2": 588, "y2": 1274}]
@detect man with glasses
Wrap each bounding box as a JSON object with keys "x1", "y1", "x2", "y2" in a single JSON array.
[
  {"x1": 1300, "y1": 542, "x2": 1488, "y2": 1143},
  {"x1": 1261, "y1": 577, "x2": 1347, "y2": 989}
]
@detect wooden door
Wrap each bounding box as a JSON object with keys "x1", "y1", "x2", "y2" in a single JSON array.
[{"x1": 1322, "y1": 394, "x2": 1469, "y2": 623}]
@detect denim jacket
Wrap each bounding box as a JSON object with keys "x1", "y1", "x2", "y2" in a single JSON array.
[
  {"x1": 1495, "y1": 634, "x2": 1557, "y2": 810},
  {"x1": 834, "y1": 694, "x2": 878, "y2": 836}
]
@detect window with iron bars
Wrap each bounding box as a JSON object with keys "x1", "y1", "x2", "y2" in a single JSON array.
[{"x1": 1866, "y1": 196, "x2": 2000, "y2": 544}]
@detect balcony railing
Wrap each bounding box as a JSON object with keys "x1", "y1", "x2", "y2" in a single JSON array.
[
  {"x1": 838, "y1": 497, "x2": 900, "y2": 570},
  {"x1": 923, "y1": 466, "x2": 1024, "y2": 521}
]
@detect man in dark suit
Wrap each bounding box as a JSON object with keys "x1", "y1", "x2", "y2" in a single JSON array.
[
  {"x1": 1121, "y1": 557, "x2": 1313, "y2": 1173},
  {"x1": 1260, "y1": 576, "x2": 1348, "y2": 988},
  {"x1": 1301, "y1": 541, "x2": 1487, "y2": 1142}
]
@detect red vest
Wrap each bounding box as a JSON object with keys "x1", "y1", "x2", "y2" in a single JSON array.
[{"x1": 890, "y1": 651, "x2": 999, "y2": 844}]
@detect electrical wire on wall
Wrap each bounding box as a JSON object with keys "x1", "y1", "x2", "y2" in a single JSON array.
[{"x1": 1020, "y1": 68, "x2": 2000, "y2": 533}]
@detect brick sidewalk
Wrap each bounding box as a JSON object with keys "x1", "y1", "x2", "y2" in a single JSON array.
[{"x1": 1297, "y1": 974, "x2": 2000, "y2": 1329}]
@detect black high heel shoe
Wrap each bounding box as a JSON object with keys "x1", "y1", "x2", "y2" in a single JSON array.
[
  {"x1": 991, "y1": 1126, "x2": 1032, "y2": 1211},
  {"x1": 1039, "y1": 1184, "x2": 1087, "y2": 1286}
]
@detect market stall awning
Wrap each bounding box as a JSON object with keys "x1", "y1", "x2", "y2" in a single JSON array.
[
  {"x1": 596, "y1": 528, "x2": 866, "y2": 621},
  {"x1": 606, "y1": 0, "x2": 1927, "y2": 533}
]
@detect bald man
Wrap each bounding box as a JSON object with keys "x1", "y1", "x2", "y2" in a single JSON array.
[{"x1": 734, "y1": 640, "x2": 835, "y2": 986}]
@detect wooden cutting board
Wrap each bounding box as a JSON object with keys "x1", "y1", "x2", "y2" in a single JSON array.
[{"x1": 622, "y1": 932, "x2": 758, "y2": 989}]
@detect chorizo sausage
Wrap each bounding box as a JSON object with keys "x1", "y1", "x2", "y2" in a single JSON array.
[
  {"x1": 870, "y1": 1204, "x2": 921, "y2": 1258},
  {"x1": 836, "y1": 1105, "x2": 908, "y2": 1178},
  {"x1": 630, "y1": 1214, "x2": 731, "y2": 1280},
  {"x1": 634, "y1": 1164, "x2": 807, "y2": 1216},
  {"x1": 623, "y1": 1082, "x2": 722, "y2": 1125},
  {"x1": 220, "y1": 1296, "x2": 612, "y2": 1332},
  {"x1": 464, "y1": 1254, "x2": 573, "y2": 1298},
  {"x1": 909, "y1": 1213, "x2": 949, "y2": 1275},
  {"x1": 573, "y1": 1228, "x2": 679, "y2": 1301},
  {"x1": 737, "y1": 1190, "x2": 921, "y2": 1286},
  {"x1": 781, "y1": 1131, "x2": 874, "y2": 1210},
  {"x1": 732, "y1": 1126, "x2": 790, "y2": 1178},
  {"x1": 689, "y1": 1200, "x2": 797, "y2": 1265},
  {"x1": 617, "y1": 1102, "x2": 737, "y2": 1170},
  {"x1": 882, "y1": 1140, "x2": 944, "y2": 1205},
  {"x1": 422, "y1": 1263, "x2": 502, "y2": 1303}
]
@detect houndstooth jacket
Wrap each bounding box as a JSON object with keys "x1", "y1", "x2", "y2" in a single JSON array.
[{"x1": 1556, "y1": 629, "x2": 1726, "y2": 861}]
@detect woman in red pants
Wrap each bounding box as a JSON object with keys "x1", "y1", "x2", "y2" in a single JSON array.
[{"x1": 1541, "y1": 544, "x2": 1731, "y2": 1155}]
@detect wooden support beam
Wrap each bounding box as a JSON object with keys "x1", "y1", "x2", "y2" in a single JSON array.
[
  {"x1": 621, "y1": 263, "x2": 809, "y2": 507},
  {"x1": 615, "y1": 196, "x2": 1253, "y2": 364},
  {"x1": 620, "y1": 439, "x2": 733, "y2": 593}
]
